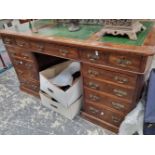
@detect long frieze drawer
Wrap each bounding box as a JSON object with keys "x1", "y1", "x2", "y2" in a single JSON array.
[
  {"x1": 82, "y1": 64, "x2": 137, "y2": 88},
  {"x1": 84, "y1": 101, "x2": 124, "y2": 126},
  {"x1": 80, "y1": 49, "x2": 106, "y2": 64},
  {"x1": 15, "y1": 38, "x2": 30, "y2": 48},
  {"x1": 45, "y1": 43, "x2": 79, "y2": 59},
  {"x1": 83, "y1": 77, "x2": 134, "y2": 101},
  {"x1": 30, "y1": 41, "x2": 45, "y2": 52},
  {"x1": 79, "y1": 49, "x2": 142, "y2": 72},
  {"x1": 84, "y1": 87, "x2": 133, "y2": 114}
]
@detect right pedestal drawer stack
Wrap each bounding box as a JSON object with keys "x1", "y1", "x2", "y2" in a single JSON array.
[{"x1": 80, "y1": 48, "x2": 152, "y2": 133}]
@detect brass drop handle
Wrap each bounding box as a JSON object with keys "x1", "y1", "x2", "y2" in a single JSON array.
[
  {"x1": 17, "y1": 70, "x2": 24, "y2": 75},
  {"x1": 25, "y1": 63, "x2": 32, "y2": 69},
  {"x1": 114, "y1": 76, "x2": 128, "y2": 84},
  {"x1": 36, "y1": 44, "x2": 44, "y2": 50},
  {"x1": 87, "y1": 51, "x2": 100, "y2": 61},
  {"x1": 89, "y1": 94, "x2": 100, "y2": 101},
  {"x1": 89, "y1": 106, "x2": 99, "y2": 114},
  {"x1": 88, "y1": 82, "x2": 99, "y2": 90},
  {"x1": 111, "y1": 102, "x2": 125, "y2": 110},
  {"x1": 59, "y1": 49, "x2": 69, "y2": 56},
  {"x1": 112, "y1": 116, "x2": 121, "y2": 123},
  {"x1": 88, "y1": 69, "x2": 99, "y2": 77},
  {"x1": 16, "y1": 41, "x2": 26, "y2": 47},
  {"x1": 116, "y1": 57, "x2": 132, "y2": 67},
  {"x1": 113, "y1": 89, "x2": 127, "y2": 97},
  {"x1": 31, "y1": 85, "x2": 38, "y2": 89},
  {"x1": 4, "y1": 38, "x2": 11, "y2": 44}
]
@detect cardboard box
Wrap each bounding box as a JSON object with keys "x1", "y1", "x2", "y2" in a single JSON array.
[
  {"x1": 40, "y1": 91, "x2": 82, "y2": 119},
  {"x1": 40, "y1": 61, "x2": 83, "y2": 107}
]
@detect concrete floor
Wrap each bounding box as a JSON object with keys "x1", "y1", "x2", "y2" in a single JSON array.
[{"x1": 0, "y1": 67, "x2": 114, "y2": 135}]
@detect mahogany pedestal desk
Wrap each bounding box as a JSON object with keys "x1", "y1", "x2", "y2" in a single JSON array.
[{"x1": 0, "y1": 21, "x2": 155, "y2": 133}]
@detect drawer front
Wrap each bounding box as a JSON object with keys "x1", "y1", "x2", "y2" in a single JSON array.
[
  {"x1": 13, "y1": 58, "x2": 34, "y2": 70},
  {"x1": 20, "y1": 80, "x2": 39, "y2": 92},
  {"x1": 84, "y1": 101, "x2": 124, "y2": 126},
  {"x1": 15, "y1": 38, "x2": 30, "y2": 48},
  {"x1": 79, "y1": 49, "x2": 142, "y2": 72},
  {"x1": 2, "y1": 36, "x2": 14, "y2": 45},
  {"x1": 45, "y1": 43, "x2": 79, "y2": 59},
  {"x1": 82, "y1": 64, "x2": 137, "y2": 87},
  {"x1": 84, "y1": 88, "x2": 133, "y2": 114},
  {"x1": 16, "y1": 68, "x2": 39, "y2": 80},
  {"x1": 7, "y1": 46, "x2": 34, "y2": 60},
  {"x1": 108, "y1": 54, "x2": 142, "y2": 72},
  {"x1": 30, "y1": 41, "x2": 45, "y2": 52},
  {"x1": 12, "y1": 58, "x2": 39, "y2": 79},
  {"x1": 83, "y1": 77, "x2": 134, "y2": 101},
  {"x1": 80, "y1": 49, "x2": 106, "y2": 64}
]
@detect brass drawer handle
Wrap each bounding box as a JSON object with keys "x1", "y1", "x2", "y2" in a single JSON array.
[
  {"x1": 59, "y1": 49, "x2": 69, "y2": 56},
  {"x1": 25, "y1": 63, "x2": 32, "y2": 69},
  {"x1": 89, "y1": 94, "x2": 100, "y2": 102},
  {"x1": 17, "y1": 70, "x2": 24, "y2": 75},
  {"x1": 114, "y1": 76, "x2": 128, "y2": 84},
  {"x1": 36, "y1": 44, "x2": 44, "y2": 50},
  {"x1": 88, "y1": 69, "x2": 99, "y2": 77},
  {"x1": 113, "y1": 89, "x2": 127, "y2": 97},
  {"x1": 4, "y1": 38, "x2": 12, "y2": 44},
  {"x1": 112, "y1": 116, "x2": 121, "y2": 123},
  {"x1": 89, "y1": 106, "x2": 99, "y2": 114},
  {"x1": 16, "y1": 41, "x2": 26, "y2": 47},
  {"x1": 111, "y1": 102, "x2": 125, "y2": 110},
  {"x1": 31, "y1": 85, "x2": 38, "y2": 90},
  {"x1": 116, "y1": 57, "x2": 132, "y2": 67},
  {"x1": 88, "y1": 82, "x2": 99, "y2": 90},
  {"x1": 87, "y1": 51, "x2": 100, "y2": 62}
]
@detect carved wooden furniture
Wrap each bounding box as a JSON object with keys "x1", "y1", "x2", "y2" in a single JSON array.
[
  {"x1": 99, "y1": 19, "x2": 146, "y2": 40},
  {"x1": 0, "y1": 20, "x2": 155, "y2": 133}
]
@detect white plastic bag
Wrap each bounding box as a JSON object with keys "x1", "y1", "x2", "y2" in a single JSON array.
[{"x1": 118, "y1": 100, "x2": 145, "y2": 135}]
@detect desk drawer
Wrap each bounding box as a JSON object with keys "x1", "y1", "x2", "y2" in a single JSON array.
[
  {"x1": 108, "y1": 54, "x2": 142, "y2": 72},
  {"x1": 12, "y1": 58, "x2": 39, "y2": 79},
  {"x1": 7, "y1": 46, "x2": 34, "y2": 60},
  {"x1": 80, "y1": 49, "x2": 106, "y2": 64},
  {"x1": 45, "y1": 43, "x2": 79, "y2": 59},
  {"x1": 20, "y1": 80, "x2": 39, "y2": 92},
  {"x1": 2, "y1": 35, "x2": 14, "y2": 45},
  {"x1": 84, "y1": 87, "x2": 133, "y2": 114},
  {"x1": 79, "y1": 49, "x2": 142, "y2": 72},
  {"x1": 82, "y1": 64, "x2": 137, "y2": 88},
  {"x1": 13, "y1": 58, "x2": 34, "y2": 70},
  {"x1": 83, "y1": 77, "x2": 134, "y2": 101},
  {"x1": 84, "y1": 101, "x2": 124, "y2": 126},
  {"x1": 30, "y1": 41, "x2": 45, "y2": 52},
  {"x1": 16, "y1": 68, "x2": 39, "y2": 80},
  {"x1": 15, "y1": 38, "x2": 30, "y2": 48}
]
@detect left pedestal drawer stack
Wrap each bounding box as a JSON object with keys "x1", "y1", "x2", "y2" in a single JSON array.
[{"x1": 6, "y1": 45, "x2": 40, "y2": 97}]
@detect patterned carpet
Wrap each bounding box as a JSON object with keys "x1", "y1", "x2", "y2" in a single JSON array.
[{"x1": 0, "y1": 68, "x2": 113, "y2": 135}]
